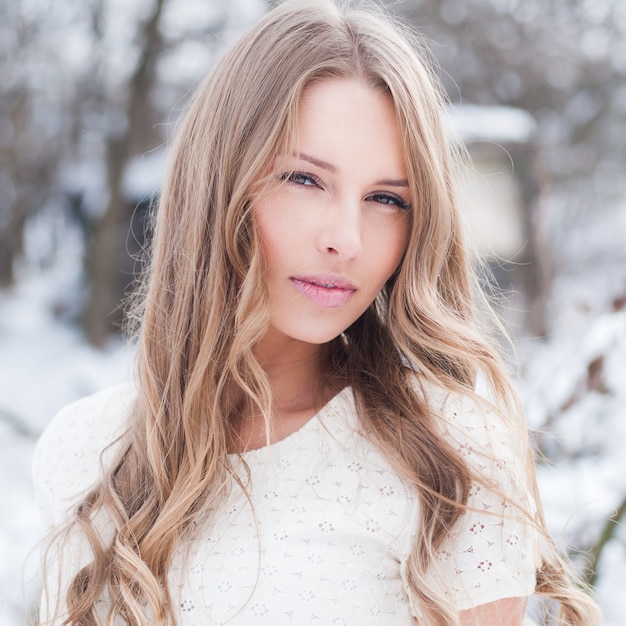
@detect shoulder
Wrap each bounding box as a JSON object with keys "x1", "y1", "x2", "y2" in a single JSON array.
[
  {"x1": 409, "y1": 380, "x2": 540, "y2": 609},
  {"x1": 421, "y1": 378, "x2": 525, "y2": 456},
  {"x1": 415, "y1": 377, "x2": 533, "y2": 501},
  {"x1": 32, "y1": 383, "x2": 137, "y2": 527}
]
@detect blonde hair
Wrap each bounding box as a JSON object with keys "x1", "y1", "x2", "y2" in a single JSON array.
[{"x1": 43, "y1": 1, "x2": 600, "y2": 625}]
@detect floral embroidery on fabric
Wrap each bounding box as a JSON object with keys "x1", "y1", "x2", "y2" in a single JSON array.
[{"x1": 33, "y1": 384, "x2": 539, "y2": 625}]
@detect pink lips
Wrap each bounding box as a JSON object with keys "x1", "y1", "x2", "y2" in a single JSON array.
[{"x1": 290, "y1": 275, "x2": 356, "y2": 307}]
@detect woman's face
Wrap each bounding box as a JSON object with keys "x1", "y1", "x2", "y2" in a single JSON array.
[{"x1": 254, "y1": 78, "x2": 411, "y2": 348}]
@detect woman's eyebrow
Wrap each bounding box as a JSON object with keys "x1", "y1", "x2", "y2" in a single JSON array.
[
  {"x1": 293, "y1": 152, "x2": 337, "y2": 173},
  {"x1": 375, "y1": 178, "x2": 410, "y2": 187},
  {"x1": 293, "y1": 152, "x2": 409, "y2": 187}
]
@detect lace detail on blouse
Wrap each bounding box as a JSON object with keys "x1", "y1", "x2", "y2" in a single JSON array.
[{"x1": 33, "y1": 383, "x2": 539, "y2": 625}]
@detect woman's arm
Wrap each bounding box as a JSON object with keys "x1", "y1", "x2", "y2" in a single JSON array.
[{"x1": 460, "y1": 597, "x2": 528, "y2": 626}]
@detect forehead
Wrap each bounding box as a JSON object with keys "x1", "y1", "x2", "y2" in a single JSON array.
[{"x1": 293, "y1": 78, "x2": 408, "y2": 179}]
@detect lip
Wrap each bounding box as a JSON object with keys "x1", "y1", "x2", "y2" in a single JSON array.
[{"x1": 290, "y1": 274, "x2": 356, "y2": 308}]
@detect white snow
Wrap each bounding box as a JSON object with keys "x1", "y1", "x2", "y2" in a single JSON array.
[
  {"x1": 0, "y1": 214, "x2": 134, "y2": 625},
  {"x1": 447, "y1": 104, "x2": 537, "y2": 145},
  {"x1": 518, "y1": 194, "x2": 626, "y2": 625}
]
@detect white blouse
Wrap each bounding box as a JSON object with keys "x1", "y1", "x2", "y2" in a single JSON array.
[{"x1": 33, "y1": 383, "x2": 539, "y2": 625}]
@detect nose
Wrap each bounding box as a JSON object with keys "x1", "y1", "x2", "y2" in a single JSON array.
[{"x1": 316, "y1": 199, "x2": 362, "y2": 259}]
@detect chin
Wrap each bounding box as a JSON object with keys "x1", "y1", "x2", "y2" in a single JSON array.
[
  {"x1": 273, "y1": 321, "x2": 351, "y2": 347},
  {"x1": 293, "y1": 331, "x2": 345, "y2": 346}
]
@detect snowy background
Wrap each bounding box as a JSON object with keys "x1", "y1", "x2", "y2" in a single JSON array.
[{"x1": 2, "y1": 0, "x2": 625, "y2": 624}]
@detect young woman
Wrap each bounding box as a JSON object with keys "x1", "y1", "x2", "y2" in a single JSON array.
[{"x1": 33, "y1": 1, "x2": 601, "y2": 625}]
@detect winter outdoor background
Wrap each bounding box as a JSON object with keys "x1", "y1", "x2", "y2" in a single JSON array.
[{"x1": 1, "y1": 0, "x2": 625, "y2": 624}]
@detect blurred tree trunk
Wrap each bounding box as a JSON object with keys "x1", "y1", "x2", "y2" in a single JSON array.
[
  {"x1": 0, "y1": 16, "x2": 56, "y2": 287},
  {"x1": 0, "y1": 207, "x2": 27, "y2": 287},
  {"x1": 0, "y1": 91, "x2": 30, "y2": 284},
  {"x1": 0, "y1": 91, "x2": 55, "y2": 287},
  {"x1": 0, "y1": 88, "x2": 28, "y2": 285},
  {"x1": 84, "y1": 0, "x2": 167, "y2": 345},
  {"x1": 515, "y1": 147, "x2": 551, "y2": 337}
]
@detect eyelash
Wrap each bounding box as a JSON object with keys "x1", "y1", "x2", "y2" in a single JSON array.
[
  {"x1": 279, "y1": 171, "x2": 321, "y2": 187},
  {"x1": 367, "y1": 193, "x2": 411, "y2": 211},
  {"x1": 278, "y1": 171, "x2": 412, "y2": 211}
]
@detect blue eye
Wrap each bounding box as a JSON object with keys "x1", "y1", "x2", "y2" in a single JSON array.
[
  {"x1": 368, "y1": 193, "x2": 411, "y2": 211},
  {"x1": 279, "y1": 171, "x2": 320, "y2": 187}
]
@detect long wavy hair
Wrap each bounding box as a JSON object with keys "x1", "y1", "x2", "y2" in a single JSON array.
[{"x1": 42, "y1": 1, "x2": 600, "y2": 625}]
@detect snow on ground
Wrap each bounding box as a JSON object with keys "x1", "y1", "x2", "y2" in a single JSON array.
[
  {"x1": 519, "y1": 193, "x2": 626, "y2": 624},
  {"x1": 1, "y1": 203, "x2": 625, "y2": 624},
  {"x1": 520, "y1": 303, "x2": 626, "y2": 625},
  {"x1": 0, "y1": 215, "x2": 135, "y2": 625}
]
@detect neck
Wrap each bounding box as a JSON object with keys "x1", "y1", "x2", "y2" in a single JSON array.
[
  {"x1": 228, "y1": 333, "x2": 341, "y2": 453},
  {"x1": 252, "y1": 332, "x2": 326, "y2": 414}
]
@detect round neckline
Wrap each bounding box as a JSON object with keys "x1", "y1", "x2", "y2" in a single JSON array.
[{"x1": 228, "y1": 385, "x2": 352, "y2": 460}]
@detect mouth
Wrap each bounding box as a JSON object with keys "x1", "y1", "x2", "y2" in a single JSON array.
[{"x1": 290, "y1": 275, "x2": 356, "y2": 307}]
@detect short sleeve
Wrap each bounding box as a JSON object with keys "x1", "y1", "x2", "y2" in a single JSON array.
[
  {"x1": 32, "y1": 384, "x2": 136, "y2": 528},
  {"x1": 407, "y1": 390, "x2": 540, "y2": 614},
  {"x1": 32, "y1": 385, "x2": 136, "y2": 625}
]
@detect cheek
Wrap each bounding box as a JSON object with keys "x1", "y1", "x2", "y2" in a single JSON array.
[
  {"x1": 393, "y1": 221, "x2": 410, "y2": 262},
  {"x1": 254, "y1": 210, "x2": 296, "y2": 275},
  {"x1": 394, "y1": 214, "x2": 411, "y2": 261},
  {"x1": 253, "y1": 201, "x2": 279, "y2": 262},
  {"x1": 254, "y1": 194, "x2": 316, "y2": 270},
  {"x1": 369, "y1": 217, "x2": 410, "y2": 276}
]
